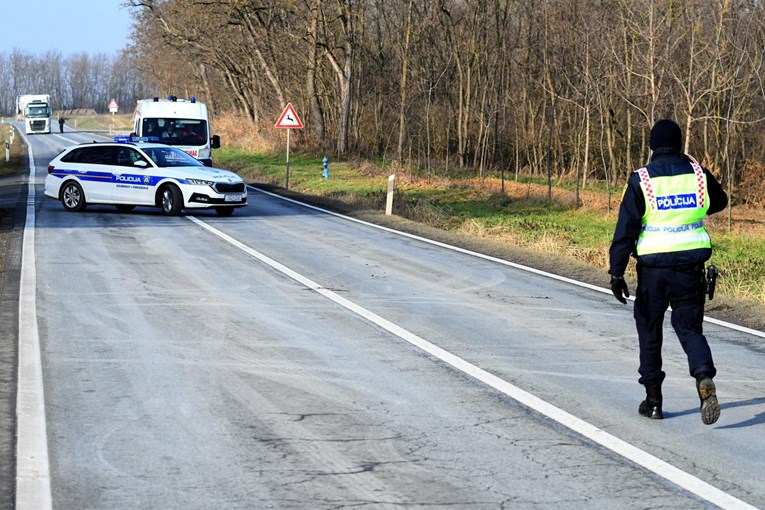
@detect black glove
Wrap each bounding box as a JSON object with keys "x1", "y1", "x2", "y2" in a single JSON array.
[{"x1": 610, "y1": 275, "x2": 630, "y2": 304}]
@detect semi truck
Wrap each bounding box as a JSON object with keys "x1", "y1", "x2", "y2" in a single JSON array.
[
  {"x1": 17, "y1": 94, "x2": 52, "y2": 134},
  {"x1": 132, "y1": 95, "x2": 220, "y2": 166}
]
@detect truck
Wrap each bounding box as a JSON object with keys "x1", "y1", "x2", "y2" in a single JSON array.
[
  {"x1": 132, "y1": 95, "x2": 220, "y2": 166},
  {"x1": 17, "y1": 94, "x2": 52, "y2": 134}
]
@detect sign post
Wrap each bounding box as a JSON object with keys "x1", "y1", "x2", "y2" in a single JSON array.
[
  {"x1": 108, "y1": 99, "x2": 119, "y2": 134},
  {"x1": 275, "y1": 103, "x2": 304, "y2": 190}
]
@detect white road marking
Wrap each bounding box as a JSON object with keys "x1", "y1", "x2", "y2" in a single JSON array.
[
  {"x1": 189, "y1": 211, "x2": 758, "y2": 510},
  {"x1": 16, "y1": 133, "x2": 53, "y2": 510}
]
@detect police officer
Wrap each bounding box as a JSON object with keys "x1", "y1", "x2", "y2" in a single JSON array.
[{"x1": 608, "y1": 119, "x2": 728, "y2": 425}]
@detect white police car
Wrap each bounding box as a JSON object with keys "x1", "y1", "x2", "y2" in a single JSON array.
[{"x1": 44, "y1": 137, "x2": 247, "y2": 216}]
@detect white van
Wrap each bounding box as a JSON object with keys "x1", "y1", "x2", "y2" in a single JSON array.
[{"x1": 133, "y1": 96, "x2": 221, "y2": 166}]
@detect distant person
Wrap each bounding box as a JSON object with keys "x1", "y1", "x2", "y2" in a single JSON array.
[
  {"x1": 162, "y1": 121, "x2": 179, "y2": 140},
  {"x1": 144, "y1": 120, "x2": 159, "y2": 138},
  {"x1": 608, "y1": 119, "x2": 728, "y2": 425},
  {"x1": 58, "y1": 117, "x2": 65, "y2": 133},
  {"x1": 182, "y1": 124, "x2": 205, "y2": 144}
]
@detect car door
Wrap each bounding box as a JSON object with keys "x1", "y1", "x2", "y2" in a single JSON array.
[
  {"x1": 59, "y1": 146, "x2": 114, "y2": 202},
  {"x1": 110, "y1": 146, "x2": 155, "y2": 205}
]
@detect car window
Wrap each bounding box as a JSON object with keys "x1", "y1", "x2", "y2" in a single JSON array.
[
  {"x1": 61, "y1": 147, "x2": 109, "y2": 164},
  {"x1": 114, "y1": 147, "x2": 147, "y2": 167},
  {"x1": 94, "y1": 146, "x2": 120, "y2": 165},
  {"x1": 60, "y1": 145, "x2": 150, "y2": 167},
  {"x1": 60, "y1": 147, "x2": 90, "y2": 163},
  {"x1": 127, "y1": 148, "x2": 150, "y2": 166},
  {"x1": 81, "y1": 146, "x2": 118, "y2": 165},
  {"x1": 114, "y1": 148, "x2": 131, "y2": 167}
]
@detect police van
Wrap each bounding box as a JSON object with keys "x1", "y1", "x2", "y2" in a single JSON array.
[
  {"x1": 44, "y1": 137, "x2": 246, "y2": 216},
  {"x1": 132, "y1": 96, "x2": 220, "y2": 166}
]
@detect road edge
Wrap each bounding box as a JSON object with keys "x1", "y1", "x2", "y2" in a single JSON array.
[
  {"x1": 14, "y1": 133, "x2": 52, "y2": 510},
  {"x1": 0, "y1": 130, "x2": 28, "y2": 510}
]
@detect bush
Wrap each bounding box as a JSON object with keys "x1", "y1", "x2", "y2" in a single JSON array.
[
  {"x1": 736, "y1": 160, "x2": 765, "y2": 207},
  {"x1": 214, "y1": 114, "x2": 276, "y2": 154}
]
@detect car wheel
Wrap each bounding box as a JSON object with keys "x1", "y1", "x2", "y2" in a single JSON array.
[
  {"x1": 115, "y1": 204, "x2": 136, "y2": 213},
  {"x1": 60, "y1": 181, "x2": 87, "y2": 212},
  {"x1": 214, "y1": 207, "x2": 235, "y2": 216},
  {"x1": 160, "y1": 184, "x2": 183, "y2": 216}
]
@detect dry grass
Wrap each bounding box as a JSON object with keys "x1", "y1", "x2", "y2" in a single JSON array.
[{"x1": 214, "y1": 114, "x2": 276, "y2": 153}]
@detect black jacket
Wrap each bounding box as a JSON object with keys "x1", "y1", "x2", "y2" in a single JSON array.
[{"x1": 608, "y1": 149, "x2": 728, "y2": 277}]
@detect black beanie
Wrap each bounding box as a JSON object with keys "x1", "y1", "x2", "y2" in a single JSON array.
[{"x1": 649, "y1": 119, "x2": 682, "y2": 151}]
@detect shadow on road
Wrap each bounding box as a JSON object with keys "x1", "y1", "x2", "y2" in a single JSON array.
[{"x1": 664, "y1": 396, "x2": 765, "y2": 429}]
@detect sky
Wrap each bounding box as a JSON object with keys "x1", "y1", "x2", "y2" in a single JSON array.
[{"x1": 1, "y1": 0, "x2": 133, "y2": 56}]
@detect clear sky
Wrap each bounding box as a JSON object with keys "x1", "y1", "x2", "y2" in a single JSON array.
[{"x1": 1, "y1": 0, "x2": 133, "y2": 56}]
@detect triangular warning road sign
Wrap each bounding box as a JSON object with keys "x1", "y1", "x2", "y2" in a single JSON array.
[{"x1": 275, "y1": 103, "x2": 303, "y2": 129}]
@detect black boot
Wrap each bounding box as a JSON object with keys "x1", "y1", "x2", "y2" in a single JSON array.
[
  {"x1": 638, "y1": 385, "x2": 663, "y2": 419},
  {"x1": 696, "y1": 375, "x2": 720, "y2": 425}
]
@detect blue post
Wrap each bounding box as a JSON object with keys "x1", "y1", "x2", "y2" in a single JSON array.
[{"x1": 322, "y1": 155, "x2": 329, "y2": 179}]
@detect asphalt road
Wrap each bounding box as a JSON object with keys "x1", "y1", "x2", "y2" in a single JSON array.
[{"x1": 2, "y1": 125, "x2": 765, "y2": 509}]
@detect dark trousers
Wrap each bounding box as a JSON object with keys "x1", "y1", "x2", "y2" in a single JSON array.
[{"x1": 633, "y1": 264, "x2": 716, "y2": 388}]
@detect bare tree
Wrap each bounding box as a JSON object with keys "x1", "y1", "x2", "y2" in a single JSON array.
[
  {"x1": 109, "y1": 0, "x2": 765, "y2": 200},
  {"x1": 316, "y1": 0, "x2": 364, "y2": 154}
]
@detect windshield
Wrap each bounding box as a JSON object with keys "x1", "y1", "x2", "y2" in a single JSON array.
[
  {"x1": 141, "y1": 147, "x2": 204, "y2": 168},
  {"x1": 25, "y1": 106, "x2": 50, "y2": 117},
  {"x1": 142, "y1": 118, "x2": 208, "y2": 146}
]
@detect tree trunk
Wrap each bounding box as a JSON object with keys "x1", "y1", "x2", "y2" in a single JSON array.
[{"x1": 397, "y1": 0, "x2": 414, "y2": 164}]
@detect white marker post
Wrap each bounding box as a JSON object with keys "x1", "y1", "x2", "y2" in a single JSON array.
[
  {"x1": 275, "y1": 103, "x2": 304, "y2": 190},
  {"x1": 385, "y1": 174, "x2": 395, "y2": 215}
]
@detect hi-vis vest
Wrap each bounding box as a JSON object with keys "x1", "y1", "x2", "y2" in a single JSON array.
[{"x1": 635, "y1": 155, "x2": 711, "y2": 256}]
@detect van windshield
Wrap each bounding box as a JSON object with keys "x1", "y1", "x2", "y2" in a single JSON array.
[{"x1": 142, "y1": 118, "x2": 208, "y2": 146}]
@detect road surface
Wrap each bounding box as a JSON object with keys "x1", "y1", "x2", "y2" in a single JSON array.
[{"x1": 3, "y1": 124, "x2": 765, "y2": 509}]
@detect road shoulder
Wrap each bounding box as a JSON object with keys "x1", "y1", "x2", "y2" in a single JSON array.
[{"x1": 0, "y1": 166, "x2": 28, "y2": 508}]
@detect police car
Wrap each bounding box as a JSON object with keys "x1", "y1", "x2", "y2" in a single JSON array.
[{"x1": 44, "y1": 137, "x2": 247, "y2": 216}]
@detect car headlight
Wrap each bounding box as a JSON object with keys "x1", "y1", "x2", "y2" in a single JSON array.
[{"x1": 186, "y1": 178, "x2": 214, "y2": 186}]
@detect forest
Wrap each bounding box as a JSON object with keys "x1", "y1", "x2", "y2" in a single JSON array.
[
  {"x1": 0, "y1": 51, "x2": 151, "y2": 118},
  {"x1": 3, "y1": 0, "x2": 765, "y2": 204}
]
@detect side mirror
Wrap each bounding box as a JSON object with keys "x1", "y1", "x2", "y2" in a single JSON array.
[
  {"x1": 133, "y1": 160, "x2": 149, "y2": 167},
  {"x1": 211, "y1": 134, "x2": 221, "y2": 149}
]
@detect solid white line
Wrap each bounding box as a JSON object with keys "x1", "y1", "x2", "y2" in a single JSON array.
[
  {"x1": 16, "y1": 132, "x2": 53, "y2": 510},
  {"x1": 188, "y1": 213, "x2": 758, "y2": 510},
  {"x1": 248, "y1": 185, "x2": 765, "y2": 339}
]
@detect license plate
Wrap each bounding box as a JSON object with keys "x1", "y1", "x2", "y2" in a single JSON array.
[{"x1": 224, "y1": 194, "x2": 242, "y2": 202}]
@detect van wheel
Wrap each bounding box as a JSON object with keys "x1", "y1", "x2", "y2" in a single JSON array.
[
  {"x1": 160, "y1": 184, "x2": 183, "y2": 216},
  {"x1": 215, "y1": 207, "x2": 234, "y2": 216},
  {"x1": 61, "y1": 181, "x2": 87, "y2": 212}
]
